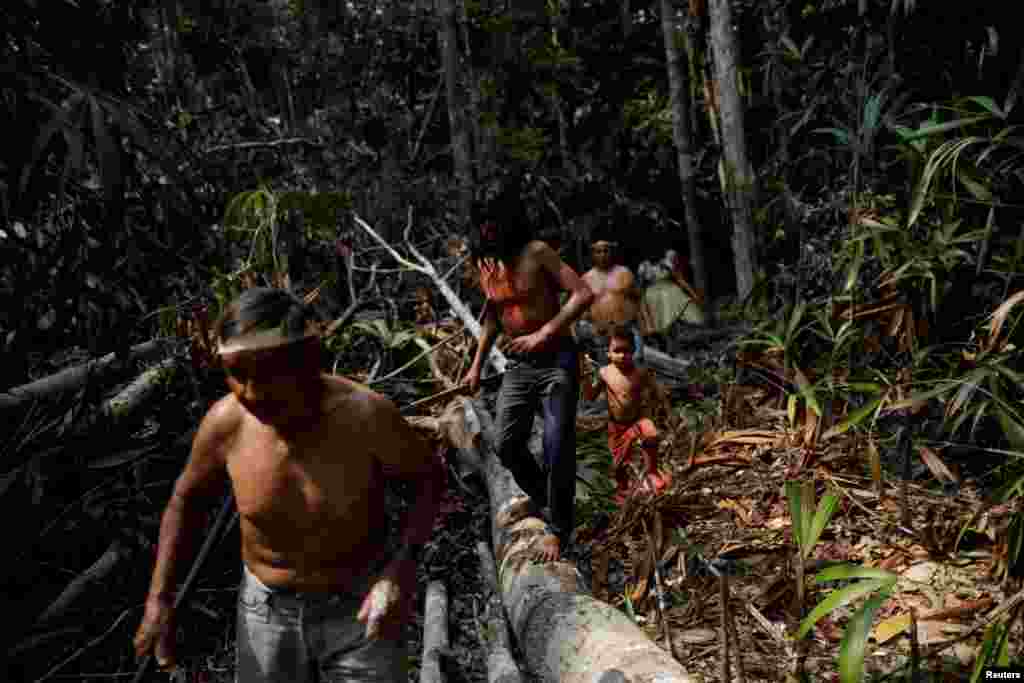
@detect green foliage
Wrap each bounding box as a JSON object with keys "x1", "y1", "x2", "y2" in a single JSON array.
[
  {"x1": 787, "y1": 481, "x2": 898, "y2": 683},
  {"x1": 495, "y1": 126, "x2": 549, "y2": 163},
  {"x1": 786, "y1": 480, "x2": 839, "y2": 561},
  {"x1": 970, "y1": 621, "x2": 1011, "y2": 682}
]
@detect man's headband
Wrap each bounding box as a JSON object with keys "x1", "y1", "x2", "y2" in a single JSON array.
[
  {"x1": 593, "y1": 240, "x2": 617, "y2": 248},
  {"x1": 217, "y1": 320, "x2": 320, "y2": 355}
]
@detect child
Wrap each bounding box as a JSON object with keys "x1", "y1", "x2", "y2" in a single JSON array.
[{"x1": 581, "y1": 325, "x2": 672, "y2": 504}]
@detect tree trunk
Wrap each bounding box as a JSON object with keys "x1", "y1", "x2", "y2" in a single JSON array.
[
  {"x1": 476, "y1": 541, "x2": 524, "y2": 683},
  {"x1": 420, "y1": 581, "x2": 449, "y2": 683},
  {"x1": 443, "y1": 398, "x2": 694, "y2": 682},
  {"x1": 0, "y1": 339, "x2": 173, "y2": 412},
  {"x1": 660, "y1": 0, "x2": 708, "y2": 299},
  {"x1": 708, "y1": 0, "x2": 758, "y2": 301},
  {"x1": 439, "y1": 0, "x2": 474, "y2": 221}
]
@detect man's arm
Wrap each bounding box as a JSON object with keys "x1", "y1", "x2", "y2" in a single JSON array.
[
  {"x1": 465, "y1": 299, "x2": 500, "y2": 386},
  {"x1": 134, "y1": 398, "x2": 233, "y2": 665},
  {"x1": 533, "y1": 241, "x2": 595, "y2": 339},
  {"x1": 369, "y1": 393, "x2": 445, "y2": 559}
]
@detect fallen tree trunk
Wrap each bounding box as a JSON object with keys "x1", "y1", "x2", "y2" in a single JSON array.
[
  {"x1": 420, "y1": 581, "x2": 449, "y2": 683},
  {"x1": 641, "y1": 346, "x2": 692, "y2": 382},
  {"x1": 476, "y1": 540, "x2": 524, "y2": 683},
  {"x1": 443, "y1": 398, "x2": 694, "y2": 682},
  {"x1": 0, "y1": 339, "x2": 174, "y2": 412},
  {"x1": 36, "y1": 538, "x2": 129, "y2": 624}
]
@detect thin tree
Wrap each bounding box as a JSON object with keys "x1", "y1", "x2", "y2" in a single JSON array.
[
  {"x1": 439, "y1": 0, "x2": 474, "y2": 222},
  {"x1": 660, "y1": 0, "x2": 708, "y2": 298},
  {"x1": 708, "y1": 0, "x2": 758, "y2": 301}
]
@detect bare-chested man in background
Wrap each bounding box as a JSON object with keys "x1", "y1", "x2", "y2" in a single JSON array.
[
  {"x1": 578, "y1": 239, "x2": 644, "y2": 365},
  {"x1": 461, "y1": 179, "x2": 594, "y2": 562},
  {"x1": 133, "y1": 287, "x2": 445, "y2": 682}
]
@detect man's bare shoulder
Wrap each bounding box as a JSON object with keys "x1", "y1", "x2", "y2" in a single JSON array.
[
  {"x1": 322, "y1": 374, "x2": 395, "y2": 421},
  {"x1": 192, "y1": 394, "x2": 246, "y2": 464}
]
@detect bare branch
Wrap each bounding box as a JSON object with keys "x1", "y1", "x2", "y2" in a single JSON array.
[{"x1": 203, "y1": 138, "x2": 325, "y2": 155}]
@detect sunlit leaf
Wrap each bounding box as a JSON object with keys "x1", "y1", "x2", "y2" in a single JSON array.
[
  {"x1": 797, "y1": 577, "x2": 888, "y2": 639},
  {"x1": 821, "y1": 397, "x2": 882, "y2": 440},
  {"x1": 804, "y1": 493, "x2": 840, "y2": 559},
  {"x1": 839, "y1": 593, "x2": 887, "y2": 683}
]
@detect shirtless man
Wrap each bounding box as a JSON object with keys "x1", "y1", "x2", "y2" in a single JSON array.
[
  {"x1": 578, "y1": 240, "x2": 644, "y2": 365},
  {"x1": 581, "y1": 326, "x2": 671, "y2": 504},
  {"x1": 461, "y1": 189, "x2": 594, "y2": 563},
  {"x1": 133, "y1": 287, "x2": 444, "y2": 682}
]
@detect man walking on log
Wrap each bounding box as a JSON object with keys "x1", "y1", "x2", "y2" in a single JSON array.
[
  {"x1": 461, "y1": 182, "x2": 594, "y2": 563},
  {"x1": 577, "y1": 239, "x2": 645, "y2": 366},
  {"x1": 134, "y1": 287, "x2": 445, "y2": 682}
]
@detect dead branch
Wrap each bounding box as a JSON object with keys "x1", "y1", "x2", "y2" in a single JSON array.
[
  {"x1": 203, "y1": 137, "x2": 325, "y2": 155},
  {"x1": 1, "y1": 339, "x2": 175, "y2": 412},
  {"x1": 325, "y1": 261, "x2": 379, "y2": 337},
  {"x1": 35, "y1": 539, "x2": 130, "y2": 624},
  {"x1": 352, "y1": 209, "x2": 507, "y2": 373}
]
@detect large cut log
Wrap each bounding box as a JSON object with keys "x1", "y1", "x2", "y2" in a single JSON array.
[
  {"x1": 420, "y1": 581, "x2": 449, "y2": 683},
  {"x1": 476, "y1": 541, "x2": 524, "y2": 683},
  {"x1": 442, "y1": 398, "x2": 694, "y2": 683},
  {"x1": 0, "y1": 339, "x2": 174, "y2": 411},
  {"x1": 641, "y1": 346, "x2": 692, "y2": 382}
]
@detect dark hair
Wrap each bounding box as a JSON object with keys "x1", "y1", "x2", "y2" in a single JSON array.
[
  {"x1": 608, "y1": 325, "x2": 636, "y2": 350},
  {"x1": 468, "y1": 174, "x2": 532, "y2": 263},
  {"x1": 216, "y1": 287, "x2": 318, "y2": 343}
]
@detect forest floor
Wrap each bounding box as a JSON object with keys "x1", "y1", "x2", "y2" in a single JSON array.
[{"x1": 7, "y1": 321, "x2": 1022, "y2": 683}]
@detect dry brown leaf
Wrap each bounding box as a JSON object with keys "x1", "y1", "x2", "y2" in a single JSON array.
[
  {"x1": 717, "y1": 499, "x2": 753, "y2": 526},
  {"x1": 988, "y1": 289, "x2": 1024, "y2": 342},
  {"x1": 707, "y1": 429, "x2": 781, "y2": 448},
  {"x1": 919, "y1": 446, "x2": 961, "y2": 484}
]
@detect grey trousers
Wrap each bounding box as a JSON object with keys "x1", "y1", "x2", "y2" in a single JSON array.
[{"x1": 235, "y1": 564, "x2": 405, "y2": 683}]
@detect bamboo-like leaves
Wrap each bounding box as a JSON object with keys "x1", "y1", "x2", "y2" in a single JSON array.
[{"x1": 786, "y1": 480, "x2": 839, "y2": 561}]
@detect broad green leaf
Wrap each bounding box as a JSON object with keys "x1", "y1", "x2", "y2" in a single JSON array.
[
  {"x1": 965, "y1": 96, "x2": 1003, "y2": 118},
  {"x1": 796, "y1": 578, "x2": 889, "y2": 639},
  {"x1": 803, "y1": 493, "x2": 840, "y2": 559},
  {"x1": 839, "y1": 593, "x2": 887, "y2": 683},
  {"x1": 812, "y1": 127, "x2": 851, "y2": 145},
  {"x1": 814, "y1": 564, "x2": 898, "y2": 585},
  {"x1": 822, "y1": 397, "x2": 882, "y2": 440},
  {"x1": 997, "y1": 406, "x2": 1024, "y2": 451},
  {"x1": 844, "y1": 241, "x2": 864, "y2": 293},
  {"x1": 956, "y1": 168, "x2": 992, "y2": 201},
  {"x1": 901, "y1": 115, "x2": 991, "y2": 141}
]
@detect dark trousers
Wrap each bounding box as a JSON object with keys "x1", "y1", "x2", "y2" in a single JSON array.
[{"x1": 494, "y1": 338, "x2": 579, "y2": 544}]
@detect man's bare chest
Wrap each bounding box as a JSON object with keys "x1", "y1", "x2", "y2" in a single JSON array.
[
  {"x1": 480, "y1": 259, "x2": 545, "y2": 303},
  {"x1": 228, "y1": 428, "x2": 375, "y2": 528}
]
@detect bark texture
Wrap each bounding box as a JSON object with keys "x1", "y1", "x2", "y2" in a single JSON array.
[
  {"x1": 443, "y1": 398, "x2": 694, "y2": 682},
  {"x1": 709, "y1": 0, "x2": 758, "y2": 301},
  {"x1": 420, "y1": 581, "x2": 449, "y2": 683},
  {"x1": 660, "y1": 0, "x2": 708, "y2": 298},
  {"x1": 0, "y1": 338, "x2": 174, "y2": 411}
]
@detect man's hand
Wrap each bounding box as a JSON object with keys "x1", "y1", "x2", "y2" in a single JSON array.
[
  {"x1": 133, "y1": 594, "x2": 177, "y2": 671},
  {"x1": 460, "y1": 364, "x2": 482, "y2": 393},
  {"x1": 505, "y1": 329, "x2": 553, "y2": 355},
  {"x1": 357, "y1": 557, "x2": 415, "y2": 640}
]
